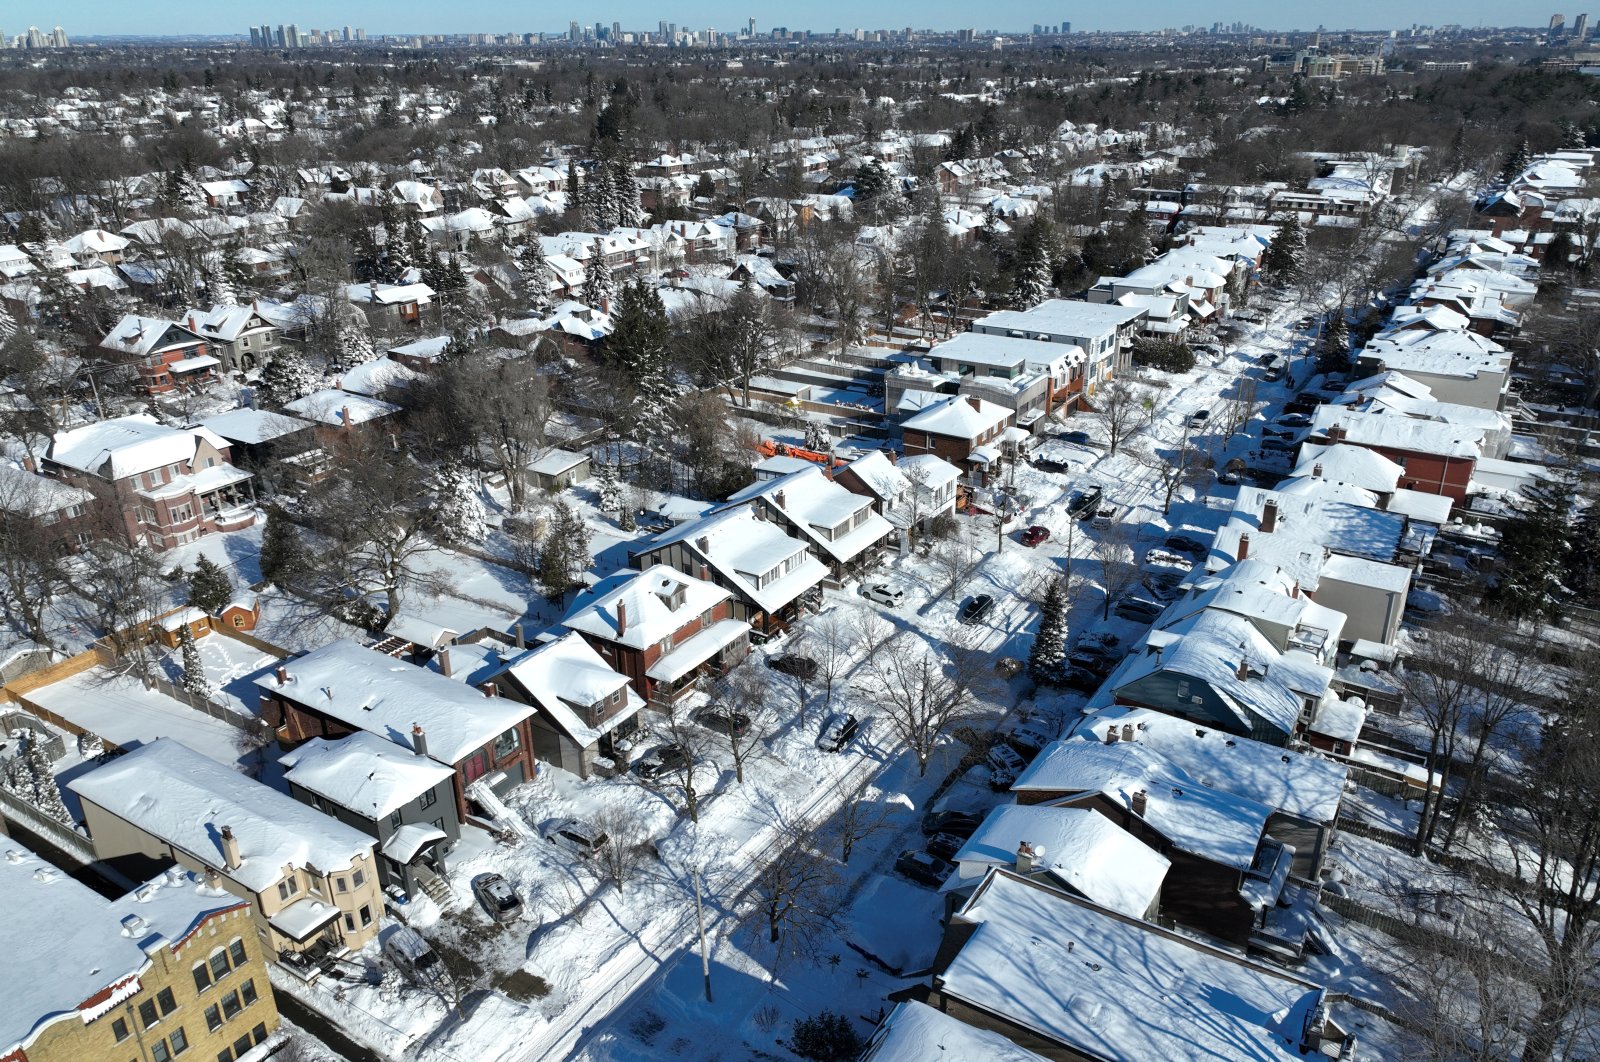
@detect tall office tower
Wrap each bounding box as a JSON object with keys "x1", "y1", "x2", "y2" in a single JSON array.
[
  {"x1": 595, "y1": 21, "x2": 606, "y2": 39},
  {"x1": 287, "y1": 23, "x2": 300, "y2": 46},
  {"x1": 26, "y1": 26, "x2": 45, "y2": 48},
  {"x1": 569, "y1": 20, "x2": 580, "y2": 40},
  {"x1": 342, "y1": 26, "x2": 352, "y2": 41},
  {"x1": 1063, "y1": 20, "x2": 1071, "y2": 33},
  {"x1": 668, "y1": 23, "x2": 677, "y2": 36},
  {"x1": 0, "y1": 29, "x2": 7, "y2": 48},
  {"x1": 1578, "y1": 12, "x2": 1591, "y2": 36},
  {"x1": 1552, "y1": 13, "x2": 1568, "y2": 34},
  {"x1": 355, "y1": 28, "x2": 366, "y2": 40},
  {"x1": 748, "y1": 16, "x2": 757, "y2": 36},
  {"x1": 249, "y1": 26, "x2": 261, "y2": 47},
  {"x1": 612, "y1": 21, "x2": 622, "y2": 39}
]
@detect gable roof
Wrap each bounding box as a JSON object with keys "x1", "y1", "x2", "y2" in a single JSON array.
[
  {"x1": 279, "y1": 732, "x2": 455, "y2": 820},
  {"x1": 562, "y1": 564, "x2": 731, "y2": 650},
  {"x1": 635, "y1": 506, "x2": 828, "y2": 614},
  {"x1": 49, "y1": 415, "x2": 224, "y2": 480},
  {"x1": 492, "y1": 632, "x2": 644, "y2": 748},
  {"x1": 902, "y1": 394, "x2": 1012, "y2": 438},
  {"x1": 722, "y1": 466, "x2": 892, "y2": 565},
  {"x1": 99, "y1": 315, "x2": 205, "y2": 358}
]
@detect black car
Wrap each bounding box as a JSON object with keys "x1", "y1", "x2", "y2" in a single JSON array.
[
  {"x1": 1032, "y1": 457, "x2": 1073, "y2": 474},
  {"x1": 921, "y1": 810, "x2": 984, "y2": 838},
  {"x1": 1068, "y1": 486, "x2": 1104, "y2": 519},
  {"x1": 959, "y1": 594, "x2": 995, "y2": 624},
  {"x1": 767, "y1": 654, "x2": 818, "y2": 680},
  {"x1": 925, "y1": 832, "x2": 967, "y2": 861},
  {"x1": 1068, "y1": 645, "x2": 1118, "y2": 675},
  {"x1": 1114, "y1": 595, "x2": 1166, "y2": 622},
  {"x1": 636, "y1": 743, "x2": 692, "y2": 781},
  {"x1": 895, "y1": 849, "x2": 954, "y2": 888},
  {"x1": 697, "y1": 708, "x2": 751, "y2": 738},
  {"x1": 1163, "y1": 534, "x2": 1209, "y2": 558},
  {"x1": 816, "y1": 712, "x2": 860, "y2": 753},
  {"x1": 1061, "y1": 664, "x2": 1101, "y2": 691}
]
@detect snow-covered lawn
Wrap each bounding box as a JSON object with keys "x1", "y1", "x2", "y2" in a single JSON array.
[
  {"x1": 23, "y1": 665, "x2": 251, "y2": 768},
  {"x1": 156, "y1": 632, "x2": 282, "y2": 714}
]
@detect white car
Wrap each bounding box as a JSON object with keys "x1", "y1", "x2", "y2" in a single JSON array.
[
  {"x1": 862, "y1": 582, "x2": 906, "y2": 607},
  {"x1": 540, "y1": 817, "x2": 609, "y2": 858}
]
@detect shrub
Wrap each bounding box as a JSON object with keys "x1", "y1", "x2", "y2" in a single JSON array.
[
  {"x1": 789, "y1": 1010, "x2": 865, "y2": 1061},
  {"x1": 1131, "y1": 338, "x2": 1196, "y2": 374}
]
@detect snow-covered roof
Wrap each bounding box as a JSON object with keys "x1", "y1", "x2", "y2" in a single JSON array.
[
  {"x1": 1291, "y1": 442, "x2": 1402, "y2": 494},
  {"x1": 346, "y1": 281, "x2": 435, "y2": 306},
  {"x1": 896, "y1": 453, "x2": 961, "y2": 489},
  {"x1": 49, "y1": 415, "x2": 226, "y2": 480},
  {"x1": 1075, "y1": 707, "x2": 1346, "y2": 825},
  {"x1": 638, "y1": 506, "x2": 828, "y2": 615},
  {"x1": 927, "y1": 331, "x2": 1083, "y2": 371},
  {"x1": 563, "y1": 564, "x2": 732, "y2": 651},
  {"x1": 901, "y1": 395, "x2": 1011, "y2": 439},
  {"x1": 722, "y1": 466, "x2": 893, "y2": 565},
  {"x1": 284, "y1": 389, "x2": 401, "y2": 426},
  {"x1": 99, "y1": 314, "x2": 204, "y2": 358},
  {"x1": 336, "y1": 356, "x2": 424, "y2": 396},
  {"x1": 0, "y1": 463, "x2": 93, "y2": 516},
  {"x1": 972, "y1": 298, "x2": 1145, "y2": 342},
  {"x1": 256, "y1": 639, "x2": 536, "y2": 764},
  {"x1": 861, "y1": 1001, "x2": 1049, "y2": 1062},
  {"x1": 948, "y1": 804, "x2": 1168, "y2": 917},
  {"x1": 941, "y1": 870, "x2": 1332, "y2": 1061},
  {"x1": 840, "y1": 450, "x2": 909, "y2": 502},
  {"x1": 181, "y1": 304, "x2": 271, "y2": 343},
  {"x1": 279, "y1": 732, "x2": 455, "y2": 820},
  {"x1": 69, "y1": 738, "x2": 376, "y2": 893},
  {"x1": 493, "y1": 632, "x2": 644, "y2": 748},
  {"x1": 0, "y1": 841, "x2": 248, "y2": 1058},
  {"x1": 198, "y1": 408, "x2": 313, "y2": 445},
  {"x1": 1311, "y1": 406, "x2": 1483, "y2": 459}
]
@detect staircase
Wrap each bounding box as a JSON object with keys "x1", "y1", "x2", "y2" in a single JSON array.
[
  {"x1": 466, "y1": 778, "x2": 534, "y2": 840},
  {"x1": 414, "y1": 864, "x2": 454, "y2": 905}
]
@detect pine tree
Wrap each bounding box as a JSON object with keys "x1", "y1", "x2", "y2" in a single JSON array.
[
  {"x1": 404, "y1": 215, "x2": 432, "y2": 273},
  {"x1": 1028, "y1": 577, "x2": 1069, "y2": 686},
  {"x1": 179, "y1": 625, "x2": 214, "y2": 700},
  {"x1": 204, "y1": 255, "x2": 237, "y2": 306},
  {"x1": 1264, "y1": 213, "x2": 1305, "y2": 287},
  {"x1": 517, "y1": 241, "x2": 555, "y2": 316},
  {"x1": 1493, "y1": 470, "x2": 1576, "y2": 620},
  {"x1": 1315, "y1": 306, "x2": 1351, "y2": 376},
  {"x1": 581, "y1": 255, "x2": 619, "y2": 311},
  {"x1": 1011, "y1": 217, "x2": 1054, "y2": 310},
  {"x1": 188, "y1": 556, "x2": 232, "y2": 613},
  {"x1": 1565, "y1": 500, "x2": 1600, "y2": 607},
  {"x1": 222, "y1": 244, "x2": 254, "y2": 297},
  {"x1": 596, "y1": 461, "x2": 622, "y2": 515},
  {"x1": 255, "y1": 348, "x2": 318, "y2": 408},
  {"x1": 608, "y1": 277, "x2": 670, "y2": 380},
  {"x1": 1499, "y1": 138, "x2": 1532, "y2": 185},
  {"x1": 18, "y1": 730, "x2": 70, "y2": 824},
  {"x1": 539, "y1": 500, "x2": 591, "y2": 600},
  {"x1": 259, "y1": 509, "x2": 304, "y2": 587},
  {"x1": 0, "y1": 752, "x2": 39, "y2": 804},
  {"x1": 430, "y1": 464, "x2": 489, "y2": 544},
  {"x1": 327, "y1": 318, "x2": 376, "y2": 374},
  {"x1": 612, "y1": 157, "x2": 644, "y2": 228}
]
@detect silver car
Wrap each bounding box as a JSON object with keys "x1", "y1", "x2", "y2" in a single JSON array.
[{"x1": 540, "y1": 817, "x2": 609, "y2": 858}]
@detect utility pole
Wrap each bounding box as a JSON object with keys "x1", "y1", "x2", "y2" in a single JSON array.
[{"x1": 692, "y1": 866, "x2": 713, "y2": 1002}]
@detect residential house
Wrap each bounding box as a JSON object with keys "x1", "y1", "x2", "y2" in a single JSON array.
[
  {"x1": 44, "y1": 415, "x2": 257, "y2": 549},
  {"x1": 1357, "y1": 328, "x2": 1512, "y2": 410},
  {"x1": 893, "y1": 331, "x2": 1088, "y2": 424},
  {"x1": 279, "y1": 732, "x2": 459, "y2": 899},
  {"x1": 862, "y1": 1002, "x2": 1049, "y2": 1062},
  {"x1": 561, "y1": 564, "x2": 749, "y2": 708},
  {"x1": 968, "y1": 299, "x2": 1146, "y2": 387},
  {"x1": 915, "y1": 870, "x2": 1352, "y2": 1060},
  {"x1": 256, "y1": 639, "x2": 542, "y2": 822},
  {"x1": 720, "y1": 466, "x2": 893, "y2": 582},
  {"x1": 0, "y1": 462, "x2": 95, "y2": 552},
  {"x1": 69, "y1": 739, "x2": 386, "y2": 960},
  {"x1": 346, "y1": 281, "x2": 435, "y2": 328},
  {"x1": 900, "y1": 395, "x2": 1015, "y2": 483},
  {"x1": 196, "y1": 408, "x2": 318, "y2": 487},
  {"x1": 282, "y1": 389, "x2": 403, "y2": 445},
  {"x1": 98, "y1": 315, "x2": 218, "y2": 395},
  {"x1": 0, "y1": 839, "x2": 279, "y2": 1062},
  {"x1": 180, "y1": 304, "x2": 282, "y2": 372},
  {"x1": 1306, "y1": 408, "x2": 1484, "y2": 506},
  {"x1": 629, "y1": 505, "x2": 828, "y2": 634}
]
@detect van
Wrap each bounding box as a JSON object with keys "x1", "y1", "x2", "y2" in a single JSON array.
[
  {"x1": 383, "y1": 925, "x2": 453, "y2": 992},
  {"x1": 1263, "y1": 356, "x2": 1288, "y2": 382}
]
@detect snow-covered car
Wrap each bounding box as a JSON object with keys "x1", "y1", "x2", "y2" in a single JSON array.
[
  {"x1": 1091, "y1": 503, "x2": 1119, "y2": 529},
  {"x1": 816, "y1": 712, "x2": 860, "y2": 753},
  {"x1": 925, "y1": 832, "x2": 967, "y2": 861},
  {"x1": 1068, "y1": 644, "x2": 1119, "y2": 676},
  {"x1": 541, "y1": 817, "x2": 610, "y2": 858},
  {"x1": 986, "y1": 745, "x2": 1027, "y2": 790},
  {"x1": 894, "y1": 849, "x2": 954, "y2": 888},
  {"x1": 1163, "y1": 534, "x2": 1210, "y2": 558},
  {"x1": 697, "y1": 708, "x2": 751, "y2": 738},
  {"x1": 1006, "y1": 722, "x2": 1055, "y2": 756},
  {"x1": 959, "y1": 594, "x2": 995, "y2": 624},
  {"x1": 1114, "y1": 595, "x2": 1166, "y2": 623},
  {"x1": 383, "y1": 926, "x2": 453, "y2": 991},
  {"x1": 1259, "y1": 436, "x2": 1298, "y2": 452},
  {"x1": 1187, "y1": 409, "x2": 1211, "y2": 428},
  {"x1": 1274, "y1": 412, "x2": 1314, "y2": 428},
  {"x1": 861, "y1": 582, "x2": 906, "y2": 607},
  {"x1": 472, "y1": 873, "x2": 523, "y2": 923},
  {"x1": 1143, "y1": 548, "x2": 1194, "y2": 572},
  {"x1": 1068, "y1": 486, "x2": 1103, "y2": 519},
  {"x1": 767, "y1": 654, "x2": 818, "y2": 679}
]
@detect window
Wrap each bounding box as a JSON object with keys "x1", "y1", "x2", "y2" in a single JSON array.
[
  {"x1": 493, "y1": 727, "x2": 519, "y2": 758},
  {"x1": 336, "y1": 876, "x2": 348, "y2": 893},
  {"x1": 170, "y1": 1027, "x2": 189, "y2": 1055},
  {"x1": 217, "y1": 1050, "x2": 233, "y2": 1062},
  {"x1": 233, "y1": 1034, "x2": 252, "y2": 1057},
  {"x1": 389, "y1": 810, "x2": 403, "y2": 830},
  {"x1": 139, "y1": 999, "x2": 159, "y2": 1029},
  {"x1": 241, "y1": 980, "x2": 258, "y2": 1007},
  {"x1": 252, "y1": 1023, "x2": 268, "y2": 1045},
  {"x1": 343, "y1": 913, "x2": 355, "y2": 933},
  {"x1": 112, "y1": 1017, "x2": 130, "y2": 1042},
  {"x1": 157, "y1": 987, "x2": 177, "y2": 1015},
  {"x1": 277, "y1": 876, "x2": 299, "y2": 901},
  {"x1": 220, "y1": 990, "x2": 241, "y2": 1020},
  {"x1": 210, "y1": 951, "x2": 230, "y2": 982},
  {"x1": 152, "y1": 1041, "x2": 171, "y2": 1062},
  {"x1": 419, "y1": 788, "x2": 437, "y2": 811},
  {"x1": 204, "y1": 1005, "x2": 222, "y2": 1032},
  {"x1": 192, "y1": 963, "x2": 211, "y2": 993},
  {"x1": 228, "y1": 940, "x2": 246, "y2": 968},
  {"x1": 359, "y1": 904, "x2": 373, "y2": 927},
  {"x1": 352, "y1": 869, "x2": 365, "y2": 888}
]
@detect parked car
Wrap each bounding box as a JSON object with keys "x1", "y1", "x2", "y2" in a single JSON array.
[
  {"x1": 697, "y1": 708, "x2": 751, "y2": 738},
  {"x1": 895, "y1": 849, "x2": 954, "y2": 888},
  {"x1": 1091, "y1": 503, "x2": 1119, "y2": 529},
  {"x1": 1187, "y1": 409, "x2": 1211, "y2": 428},
  {"x1": 1054, "y1": 429, "x2": 1094, "y2": 447},
  {"x1": 925, "y1": 832, "x2": 967, "y2": 861},
  {"x1": 1007, "y1": 722, "x2": 1055, "y2": 756},
  {"x1": 1032, "y1": 457, "x2": 1073, "y2": 474},
  {"x1": 1114, "y1": 595, "x2": 1166, "y2": 622},
  {"x1": 816, "y1": 712, "x2": 860, "y2": 753},
  {"x1": 1068, "y1": 645, "x2": 1119, "y2": 676},
  {"x1": 1019, "y1": 525, "x2": 1051, "y2": 547},
  {"x1": 1144, "y1": 548, "x2": 1194, "y2": 571},
  {"x1": 1274, "y1": 412, "x2": 1313, "y2": 428},
  {"x1": 1262, "y1": 424, "x2": 1300, "y2": 441},
  {"x1": 959, "y1": 594, "x2": 995, "y2": 624},
  {"x1": 1141, "y1": 573, "x2": 1186, "y2": 601},
  {"x1": 986, "y1": 745, "x2": 1027, "y2": 790},
  {"x1": 862, "y1": 582, "x2": 906, "y2": 607},
  {"x1": 635, "y1": 743, "x2": 692, "y2": 781},
  {"x1": 1061, "y1": 665, "x2": 1101, "y2": 691},
  {"x1": 767, "y1": 654, "x2": 818, "y2": 679},
  {"x1": 1285, "y1": 394, "x2": 1322, "y2": 415},
  {"x1": 472, "y1": 873, "x2": 523, "y2": 923},
  {"x1": 1259, "y1": 436, "x2": 1298, "y2": 452},
  {"x1": 1068, "y1": 486, "x2": 1104, "y2": 519},
  {"x1": 1163, "y1": 534, "x2": 1210, "y2": 558},
  {"x1": 383, "y1": 926, "x2": 453, "y2": 991},
  {"x1": 922, "y1": 810, "x2": 984, "y2": 838},
  {"x1": 542, "y1": 817, "x2": 610, "y2": 858}
]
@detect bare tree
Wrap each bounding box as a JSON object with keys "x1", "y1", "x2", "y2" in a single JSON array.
[
  {"x1": 0, "y1": 477, "x2": 74, "y2": 646},
  {"x1": 1092, "y1": 517, "x2": 1141, "y2": 621},
  {"x1": 1090, "y1": 379, "x2": 1150, "y2": 454},
  {"x1": 645, "y1": 710, "x2": 718, "y2": 823},
  {"x1": 740, "y1": 818, "x2": 846, "y2": 974},
  {"x1": 796, "y1": 606, "x2": 860, "y2": 713},
  {"x1": 589, "y1": 805, "x2": 654, "y2": 896},
  {"x1": 864, "y1": 626, "x2": 994, "y2": 777},
  {"x1": 1387, "y1": 895, "x2": 1527, "y2": 1062},
  {"x1": 830, "y1": 786, "x2": 904, "y2": 863},
  {"x1": 1129, "y1": 438, "x2": 1211, "y2": 515},
  {"x1": 927, "y1": 532, "x2": 983, "y2": 601},
  {"x1": 703, "y1": 659, "x2": 775, "y2": 785},
  {"x1": 63, "y1": 535, "x2": 168, "y2": 678}
]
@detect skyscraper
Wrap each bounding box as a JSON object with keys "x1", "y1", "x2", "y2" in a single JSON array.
[
  {"x1": 748, "y1": 17, "x2": 757, "y2": 37},
  {"x1": 1552, "y1": 12, "x2": 1568, "y2": 34},
  {"x1": 1577, "y1": 12, "x2": 1591, "y2": 37},
  {"x1": 250, "y1": 26, "x2": 261, "y2": 47},
  {"x1": 569, "y1": 20, "x2": 580, "y2": 41}
]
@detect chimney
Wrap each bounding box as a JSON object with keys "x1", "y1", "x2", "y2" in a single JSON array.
[
  {"x1": 966, "y1": 396, "x2": 982, "y2": 411},
  {"x1": 1105, "y1": 727, "x2": 1119, "y2": 744},
  {"x1": 1015, "y1": 840, "x2": 1038, "y2": 875},
  {"x1": 439, "y1": 647, "x2": 453, "y2": 678},
  {"x1": 775, "y1": 489, "x2": 787, "y2": 509},
  {"x1": 342, "y1": 405, "x2": 353, "y2": 431},
  {"x1": 1238, "y1": 533, "x2": 1250, "y2": 560},
  {"x1": 1130, "y1": 790, "x2": 1148, "y2": 817},
  {"x1": 480, "y1": 681, "x2": 498, "y2": 699},
  {"x1": 696, "y1": 536, "x2": 711, "y2": 554},
  {"x1": 187, "y1": 313, "x2": 197, "y2": 331},
  {"x1": 600, "y1": 296, "x2": 611, "y2": 315},
  {"x1": 1312, "y1": 463, "x2": 1323, "y2": 478},
  {"x1": 411, "y1": 724, "x2": 429, "y2": 758},
  {"x1": 1261, "y1": 500, "x2": 1279, "y2": 534},
  {"x1": 1237, "y1": 658, "x2": 1251, "y2": 681},
  {"x1": 1121, "y1": 723, "x2": 1134, "y2": 743},
  {"x1": 698, "y1": 563, "x2": 709, "y2": 582},
  {"x1": 514, "y1": 623, "x2": 525, "y2": 648},
  {"x1": 616, "y1": 600, "x2": 628, "y2": 636},
  {"x1": 219, "y1": 825, "x2": 241, "y2": 870},
  {"x1": 1326, "y1": 423, "x2": 1346, "y2": 443},
  {"x1": 275, "y1": 665, "x2": 288, "y2": 686}
]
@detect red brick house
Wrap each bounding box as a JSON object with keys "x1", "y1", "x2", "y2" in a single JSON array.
[
  {"x1": 1306, "y1": 414, "x2": 1480, "y2": 507},
  {"x1": 97, "y1": 314, "x2": 217, "y2": 395},
  {"x1": 901, "y1": 395, "x2": 1016, "y2": 482}
]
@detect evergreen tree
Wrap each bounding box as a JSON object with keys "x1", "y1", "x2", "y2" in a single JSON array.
[
  {"x1": 608, "y1": 277, "x2": 670, "y2": 380},
  {"x1": 1315, "y1": 306, "x2": 1350, "y2": 376},
  {"x1": 581, "y1": 256, "x2": 619, "y2": 311},
  {"x1": 430, "y1": 464, "x2": 489, "y2": 544},
  {"x1": 1263, "y1": 213, "x2": 1305, "y2": 287},
  {"x1": 852, "y1": 159, "x2": 893, "y2": 220},
  {"x1": 1499, "y1": 138, "x2": 1532, "y2": 184},
  {"x1": 204, "y1": 254, "x2": 237, "y2": 305},
  {"x1": 259, "y1": 509, "x2": 304, "y2": 587},
  {"x1": 1493, "y1": 471, "x2": 1576, "y2": 620},
  {"x1": 179, "y1": 625, "x2": 213, "y2": 700},
  {"x1": 255, "y1": 348, "x2": 318, "y2": 408},
  {"x1": 222, "y1": 244, "x2": 254, "y2": 297},
  {"x1": 6, "y1": 730, "x2": 70, "y2": 824},
  {"x1": 539, "y1": 500, "x2": 591, "y2": 600},
  {"x1": 1010, "y1": 216, "x2": 1054, "y2": 310},
  {"x1": 1028, "y1": 576, "x2": 1069, "y2": 686},
  {"x1": 517, "y1": 241, "x2": 555, "y2": 316},
  {"x1": 188, "y1": 556, "x2": 232, "y2": 613},
  {"x1": 404, "y1": 215, "x2": 432, "y2": 273},
  {"x1": 612, "y1": 157, "x2": 644, "y2": 228},
  {"x1": 1565, "y1": 500, "x2": 1600, "y2": 607},
  {"x1": 327, "y1": 318, "x2": 376, "y2": 374},
  {"x1": 440, "y1": 331, "x2": 475, "y2": 364},
  {"x1": 595, "y1": 461, "x2": 622, "y2": 515}
]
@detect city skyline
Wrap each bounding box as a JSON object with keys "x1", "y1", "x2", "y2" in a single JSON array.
[{"x1": 0, "y1": 1, "x2": 1556, "y2": 37}]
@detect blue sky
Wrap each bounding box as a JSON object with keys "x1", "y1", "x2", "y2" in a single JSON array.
[{"x1": 6, "y1": 2, "x2": 1520, "y2": 36}]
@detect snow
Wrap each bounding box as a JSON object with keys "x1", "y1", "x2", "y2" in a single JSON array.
[
  {"x1": 199, "y1": 408, "x2": 314, "y2": 445},
  {"x1": 637, "y1": 506, "x2": 828, "y2": 615},
  {"x1": 284, "y1": 389, "x2": 401, "y2": 426},
  {"x1": 25, "y1": 665, "x2": 253, "y2": 766},
  {"x1": 496, "y1": 633, "x2": 642, "y2": 748},
  {"x1": 901, "y1": 394, "x2": 1010, "y2": 438},
  {"x1": 69, "y1": 738, "x2": 376, "y2": 894},
  {"x1": 862, "y1": 1000, "x2": 1050, "y2": 1061},
  {"x1": 0, "y1": 843, "x2": 246, "y2": 1058},
  {"x1": 948, "y1": 803, "x2": 1169, "y2": 917},
  {"x1": 940, "y1": 870, "x2": 1332, "y2": 1061},
  {"x1": 645, "y1": 620, "x2": 748, "y2": 684},
  {"x1": 279, "y1": 732, "x2": 455, "y2": 820},
  {"x1": 49, "y1": 414, "x2": 220, "y2": 479},
  {"x1": 562, "y1": 565, "x2": 732, "y2": 650}
]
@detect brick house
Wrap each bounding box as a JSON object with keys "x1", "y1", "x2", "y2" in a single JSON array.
[
  {"x1": 901, "y1": 395, "x2": 1016, "y2": 482},
  {"x1": 256, "y1": 639, "x2": 541, "y2": 823},
  {"x1": 561, "y1": 564, "x2": 750, "y2": 709},
  {"x1": 180, "y1": 303, "x2": 283, "y2": 372},
  {"x1": 98, "y1": 314, "x2": 218, "y2": 395},
  {"x1": 1306, "y1": 413, "x2": 1481, "y2": 506},
  {"x1": 44, "y1": 415, "x2": 257, "y2": 550}
]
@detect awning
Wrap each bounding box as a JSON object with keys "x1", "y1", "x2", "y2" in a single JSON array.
[
  {"x1": 268, "y1": 898, "x2": 340, "y2": 941},
  {"x1": 382, "y1": 822, "x2": 448, "y2": 864},
  {"x1": 169, "y1": 354, "x2": 221, "y2": 373},
  {"x1": 647, "y1": 619, "x2": 750, "y2": 684}
]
